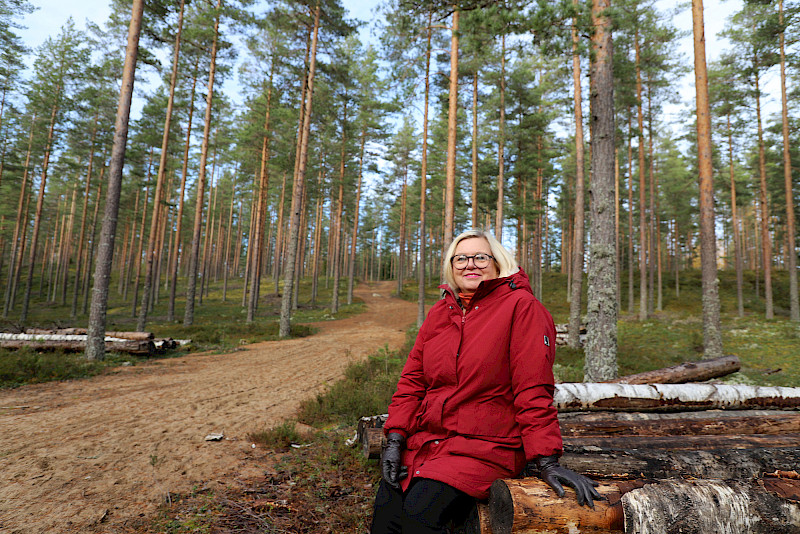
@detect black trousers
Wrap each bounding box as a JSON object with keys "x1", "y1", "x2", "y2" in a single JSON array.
[{"x1": 370, "y1": 478, "x2": 477, "y2": 534}]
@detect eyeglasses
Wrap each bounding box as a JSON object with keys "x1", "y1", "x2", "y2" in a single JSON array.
[{"x1": 451, "y1": 253, "x2": 494, "y2": 269}]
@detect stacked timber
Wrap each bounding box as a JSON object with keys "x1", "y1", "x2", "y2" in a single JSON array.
[
  {"x1": 355, "y1": 357, "x2": 800, "y2": 533},
  {"x1": 554, "y1": 323, "x2": 586, "y2": 346},
  {"x1": 0, "y1": 328, "x2": 187, "y2": 355}
]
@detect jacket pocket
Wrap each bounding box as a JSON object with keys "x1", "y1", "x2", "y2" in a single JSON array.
[
  {"x1": 416, "y1": 395, "x2": 445, "y2": 434},
  {"x1": 456, "y1": 400, "x2": 518, "y2": 438}
]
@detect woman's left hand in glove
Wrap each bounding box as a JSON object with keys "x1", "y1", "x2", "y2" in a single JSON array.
[{"x1": 522, "y1": 454, "x2": 605, "y2": 508}]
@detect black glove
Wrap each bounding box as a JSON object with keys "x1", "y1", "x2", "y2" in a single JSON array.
[
  {"x1": 524, "y1": 455, "x2": 604, "y2": 508},
  {"x1": 381, "y1": 432, "x2": 408, "y2": 489}
]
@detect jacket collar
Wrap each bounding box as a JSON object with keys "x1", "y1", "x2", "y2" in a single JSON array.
[{"x1": 440, "y1": 267, "x2": 533, "y2": 308}]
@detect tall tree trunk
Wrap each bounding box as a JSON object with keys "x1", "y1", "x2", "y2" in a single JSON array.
[
  {"x1": 635, "y1": 29, "x2": 647, "y2": 321},
  {"x1": 273, "y1": 171, "x2": 288, "y2": 294},
  {"x1": 347, "y1": 124, "x2": 366, "y2": 305},
  {"x1": 20, "y1": 99, "x2": 59, "y2": 324},
  {"x1": 496, "y1": 33, "x2": 506, "y2": 241},
  {"x1": 728, "y1": 115, "x2": 744, "y2": 317},
  {"x1": 397, "y1": 167, "x2": 407, "y2": 298},
  {"x1": 137, "y1": 0, "x2": 185, "y2": 331},
  {"x1": 168, "y1": 65, "x2": 198, "y2": 322},
  {"x1": 627, "y1": 114, "x2": 635, "y2": 313},
  {"x1": 471, "y1": 72, "x2": 479, "y2": 228},
  {"x1": 222, "y1": 173, "x2": 236, "y2": 302},
  {"x1": 779, "y1": 0, "x2": 798, "y2": 321},
  {"x1": 418, "y1": 12, "x2": 432, "y2": 327},
  {"x1": 647, "y1": 86, "x2": 656, "y2": 316},
  {"x1": 444, "y1": 7, "x2": 459, "y2": 248},
  {"x1": 86, "y1": 0, "x2": 144, "y2": 360},
  {"x1": 584, "y1": 0, "x2": 618, "y2": 381},
  {"x1": 3, "y1": 116, "x2": 35, "y2": 318},
  {"x1": 247, "y1": 72, "x2": 274, "y2": 322},
  {"x1": 753, "y1": 53, "x2": 773, "y2": 319},
  {"x1": 332, "y1": 97, "x2": 348, "y2": 313},
  {"x1": 693, "y1": 0, "x2": 723, "y2": 358},
  {"x1": 569, "y1": 8, "x2": 586, "y2": 349},
  {"x1": 131, "y1": 154, "x2": 152, "y2": 317},
  {"x1": 280, "y1": 3, "x2": 320, "y2": 337},
  {"x1": 60, "y1": 182, "x2": 78, "y2": 306},
  {"x1": 71, "y1": 113, "x2": 99, "y2": 318},
  {"x1": 183, "y1": 0, "x2": 222, "y2": 327}
]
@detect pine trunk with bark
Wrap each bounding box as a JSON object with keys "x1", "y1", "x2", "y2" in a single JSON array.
[
  {"x1": 137, "y1": 0, "x2": 185, "y2": 331},
  {"x1": 779, "y1": 0, "x2": 798, "y2": 322},
  {"x1": 753, "y1": 54, "x2": 773, "y2": 319},
  {"x1": 692, "y1": 0, "x2": 723, "y2": 358},
  {"x1": 280, "y1": 4, "x2": 320, "y2": 338},
  {"x1": 168, "y1": 64, "x2": 198, "y2": 322},
  {"x1": 183, "y1": 0, "x2": 222, "y2": 327},
  {"x1": 443, "y1": 7, "x2": 458, "y2": 248},
  {"x1": 569, "y1": 9, "x2": 586, "y2": 349},
  {"x1": 417, "y1": 12, "x2": 432, "y2": 327},
  {"x1": 584, "y1": 0, "x2": 618, "y2": 381},
  {"x1": 495, "y1": 34, "x2": 506, "y2": 241},
  {"x1": 86, "y1": 0, "x2": 144, "y2": 360},
  {"x1": 20, "y1": 100, "x2": 59, "y2": 324}
]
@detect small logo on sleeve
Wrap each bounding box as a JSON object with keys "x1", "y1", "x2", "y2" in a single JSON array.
[{"x1": 543, "y1": 335, "x2": 550, "y2": 347}]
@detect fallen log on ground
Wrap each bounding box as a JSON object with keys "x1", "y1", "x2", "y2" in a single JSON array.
[
  {"x1": 564, "y1": 432, "x2": 800, "y2": 451},
  {"x1": 0, "y1": 332, "x2": 188, "y2": 355},
  {"x1": 486, "y1": 476, "x2": 800, "y2": 534},
  {"x1": 24, "y1": 328, "x2": 155, "y2": 341},
  {"x1": 558, "y1": 409, "x2": 800, "y2": 437},
  {"x1": 606, "y1": 355, "x2": 740, "y2": 385},
  {"x1": 561, "y1": 445, "x2": 800, "y2": 480},
  {"x1": 555, "y1": 383, "x2": 800, "y2": 411},
  {"x1": 0, "y1": 337, "x2": 154, "y2": 355},
  {"x1": 621, "y1": 478, "x2": 800, "y2": 534}
]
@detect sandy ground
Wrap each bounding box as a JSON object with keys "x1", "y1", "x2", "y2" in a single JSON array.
[{"x1": 0, "y1": 281, "x2": 417, "y2": 533}]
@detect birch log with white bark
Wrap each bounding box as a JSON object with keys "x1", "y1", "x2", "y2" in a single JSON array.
[
  {"x1": 555, "y1": 383, "x2": 800, "y2": 411},
  {"x1": 621, "y1": 479, "x2": 800, "y2": 533}
]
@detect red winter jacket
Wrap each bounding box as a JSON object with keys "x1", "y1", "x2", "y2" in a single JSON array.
[{"x1": 384, "y1": 268, "x2": 563, "y2": 500}]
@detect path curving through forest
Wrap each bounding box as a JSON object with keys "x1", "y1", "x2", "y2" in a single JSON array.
[{"x1": 0, "y1": 281, "x2": 416, "y2": 533}]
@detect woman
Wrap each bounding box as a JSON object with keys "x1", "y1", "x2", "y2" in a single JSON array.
[{"x1": 371, "y1": 229, "x2": 601, "y2": 534}]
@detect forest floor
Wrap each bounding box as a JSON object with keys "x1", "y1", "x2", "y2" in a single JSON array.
[{"x1": 0, "y1": 280, "x2": 417, "y2": 534}]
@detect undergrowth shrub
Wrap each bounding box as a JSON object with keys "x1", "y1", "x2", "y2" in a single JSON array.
[
  {"x1": 248, "y1": 420, "x2": 307, "y2": 451},
  {"x1": 0, "y1": 348, "x2": 131, "y2": 388}
]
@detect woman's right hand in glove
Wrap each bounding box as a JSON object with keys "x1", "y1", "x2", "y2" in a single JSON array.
[{"x1": 381, "y1": 432, "x2": 408, "y2": 489}]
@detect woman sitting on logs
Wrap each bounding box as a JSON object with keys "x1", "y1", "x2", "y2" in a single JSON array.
[{"x1": 370, "y1": 229, "x2": 602, "y2": 533}]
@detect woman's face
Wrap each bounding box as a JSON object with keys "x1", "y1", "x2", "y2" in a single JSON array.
[{"x1": 452, "y1": 237, "x2": 499, "y2": 295}]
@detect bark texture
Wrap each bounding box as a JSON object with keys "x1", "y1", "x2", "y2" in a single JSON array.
[
  {"x1": 585, "y1": 0, "x2": 617, "y2": 381},
  {"x1": 692, "y1": 0, "x2": 724, "y2": 358},
  {"x1": 86, "y1": 0, "x2": 144, "y2": 360},
  {"x1": 622, "y1": 479, "x2": 800, "y2": 534}
]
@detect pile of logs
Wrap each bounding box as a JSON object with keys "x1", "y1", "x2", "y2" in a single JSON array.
[
  {"x1": 0, "y1": 328, "x2": 189, "y2": 356},
  {"x1": 353, "y1": 355, "x2": 800, "y2": 533}
]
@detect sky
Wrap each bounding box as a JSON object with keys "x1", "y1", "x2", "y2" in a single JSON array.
[{"x1": 17, "y1": 0, "x2": 780, "y2": 130}]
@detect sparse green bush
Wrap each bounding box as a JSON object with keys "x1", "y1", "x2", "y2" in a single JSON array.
[{"x1": 248, "y1": 420, "x2": 307, "y2": 451}]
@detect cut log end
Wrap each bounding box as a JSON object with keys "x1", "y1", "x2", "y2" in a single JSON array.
[{"x1": 488, "y1": 479, "x2": 515, "y2": 534}]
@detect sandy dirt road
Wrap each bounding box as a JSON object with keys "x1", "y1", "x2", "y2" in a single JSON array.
[{"x1": 0, "y1": 281, "x2": 417, "y2": 533}]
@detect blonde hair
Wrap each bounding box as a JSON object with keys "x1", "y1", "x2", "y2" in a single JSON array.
[{"x1": 441, "y1": 229, "x2": 518, "y2": 292}]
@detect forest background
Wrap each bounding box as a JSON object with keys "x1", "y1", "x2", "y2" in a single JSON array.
[{"x1": 0, "y1": 0, "x2": 798, "y2": 381}]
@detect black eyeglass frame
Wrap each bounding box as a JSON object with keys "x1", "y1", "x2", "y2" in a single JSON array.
[{"x1": 450, "y1": 253, "x2": 495, "y2": 270}]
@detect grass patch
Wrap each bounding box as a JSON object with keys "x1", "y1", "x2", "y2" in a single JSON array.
[
  {"x1": 0, "y1": 347, "x2": 142, "y2": 388},
  {"x1": 248, "y1": 420, "x2": 309, "y2": 451}
]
